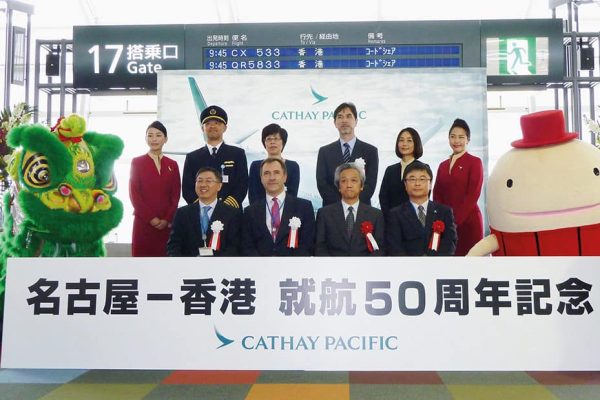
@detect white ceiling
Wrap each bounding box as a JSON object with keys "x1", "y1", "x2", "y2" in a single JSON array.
[{"x1": 23, "y1": 0, "x2": 600, "y2": 30}]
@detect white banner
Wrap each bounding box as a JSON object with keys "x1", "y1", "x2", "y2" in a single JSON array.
[{"x1": 2, "y1": 257, "x2": 599, "y2": 370}]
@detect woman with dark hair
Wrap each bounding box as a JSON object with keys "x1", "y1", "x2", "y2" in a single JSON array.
[
  {"x1": 433, "y1": 118, "x2": 483, "y2": 256},
  {"x1": 248, "y1": 123, "x2": 300, "y2": 204},
  {"x1": 129, "y1": 121, "x2": 181, "y2": 256},
  {"x1": 378, "y1": 127, "x2": 423, "y2": 218}
]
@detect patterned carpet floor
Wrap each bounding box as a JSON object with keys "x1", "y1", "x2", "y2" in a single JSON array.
[{"x1": 1, "y1": 369, "x2": 600, "y2": 399}]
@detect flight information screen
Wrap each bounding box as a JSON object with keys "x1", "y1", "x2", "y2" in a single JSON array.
[
  {"x1": 73, "y1": 19, "x2": 563, "y2": 90},
  {"x1": 202, "y1": 45, "x2": 462, "y2": 70}
]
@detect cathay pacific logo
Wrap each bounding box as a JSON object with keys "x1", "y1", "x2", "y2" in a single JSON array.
[
  {"x1": 215, "y1": 327, "x2": 234, "y2": 349},
  {"x1": 310, "y1": 85, "x2": 328, "y2": 104}
]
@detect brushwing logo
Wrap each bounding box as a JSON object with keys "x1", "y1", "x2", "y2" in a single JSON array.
[
  {"x1": 215, "y1": 327, "x2": 234, "y2": 349},
  {"x1": 310, "y1": 85, "x2": 328, "y2": 105}
]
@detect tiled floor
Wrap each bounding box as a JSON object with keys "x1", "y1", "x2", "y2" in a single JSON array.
[{"x1": 1, "y1": 370, "x2": 600, "y2": 399}]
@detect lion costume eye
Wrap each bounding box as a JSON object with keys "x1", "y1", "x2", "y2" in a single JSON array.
[{"x1": 22, "y1": 151, "x2": 50, "y2": 188}]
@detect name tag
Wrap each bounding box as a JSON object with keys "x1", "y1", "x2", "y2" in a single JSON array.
[
  {"x1": 199, "y1": 247, "x2": 214, "y2": 257},
  {"x1": 222, "y1": 175, "x2": 229, "y2": 183}
]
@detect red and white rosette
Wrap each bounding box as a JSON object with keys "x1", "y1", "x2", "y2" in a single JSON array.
[
  {"x1": 428, "y1": 220, "x2": 445, "y2": 252},
  {"x1": 360, "y1": 221, "x2": 379, "y2": 253},
  {"x1": 209, "y1": 220, "x2": 224, "y2": 251},
  {"x1": 287, "y1": 216, "x2": 301, "y2": 248}
]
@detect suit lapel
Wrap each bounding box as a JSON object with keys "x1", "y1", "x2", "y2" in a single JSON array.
[
  {"x1": 424, "y1": 201, "x2": 437, "y2": 232},
  {"x1": 333, "y1": 203, "x2": 351, "y2": 245},
  {"x1": 255, "y1": 200, "x2": 272, "y2": 240},
  {"x1": 352, "y1": 203, "x2": 369, "y2": 247},
  {"x1": 189, "y1": 203, "x2": 203, "y2": 245},
  {"x1": 275, "y1": 196, "x2": 294, "y2": 243},
  {"x1": 329, "y1": 141, "x2": 344, "y2": 166},
  {"x1": 402, "y1": 202, "x2": 423, "y2": 232},
  {"x1": 351, "y1": 139, "x2": 362, "y2": 159},
  {"x1": 423, "y1": 201, "x2": 439, "y2": 248},
  {"x1": 208, "y1": 202, "x2": 223, "y2": 239}
]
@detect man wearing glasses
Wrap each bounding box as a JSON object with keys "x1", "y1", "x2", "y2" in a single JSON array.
[
  {"x1": 168, "y1": 167, "x2": 242, "y2": 256},
  {"x1": 386, "y1": 161, "x2": 457, "y2": 256}
]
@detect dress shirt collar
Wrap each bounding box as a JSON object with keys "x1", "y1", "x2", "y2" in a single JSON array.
[
  {"x1": 410, "y1": 199, "x2": 429, "y2": 215},
  {"x1": 199, "y1": 199, "x2": 218, "y2": 217},
  {"x1": 341, "y1": 199, "x2": 360, "y2": 217},
  {"x1": 339, "y1": 136, "x2": 357, "y2": 155},
  {"x1": 267, "y1": 191, "x2": 286, "y2": 207},
  {"x1": 207, "y1": 141, "x2": 224, "y2": 155}
]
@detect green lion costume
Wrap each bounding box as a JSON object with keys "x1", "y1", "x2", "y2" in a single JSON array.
[{"x1": 0, "y1": 114, "x2": 124, "y2": 318}]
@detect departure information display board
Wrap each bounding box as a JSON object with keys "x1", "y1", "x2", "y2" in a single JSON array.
[
  {"x1": 202, "y1": 45, "x2": 462, "y2": 70},
  {"x1": 73, "y1": 19, "x2": 563, "y2": 90}
]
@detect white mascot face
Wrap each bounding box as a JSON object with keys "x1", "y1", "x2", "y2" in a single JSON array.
[{"x1": 487, "y1": 140, "x2": 600, "y2": 232}]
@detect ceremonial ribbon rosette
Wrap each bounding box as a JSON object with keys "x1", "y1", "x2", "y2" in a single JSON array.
[
  {"x1": 209, "y1": 220, "x2": 224, "y2": 251},
  {"x1": 287, "y1": 217, "x2": 302, "y2": 249},
  {"x1": 360, "y1": 221, "x2": 379, "y2": 252},
  {"x1": 353, "y1": 157, "x2": 366, "y2": 172},
  {"x1": 428, "y1": 220, "x2": 445, "y2": 252}
]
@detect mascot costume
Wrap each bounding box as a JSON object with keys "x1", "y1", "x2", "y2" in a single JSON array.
[
  {"x1": 0, "y1": 114, "x2": 124, "y2": 320},
  {"x1": 468, "y1": 109, "x2": 600, "y2": 256}
]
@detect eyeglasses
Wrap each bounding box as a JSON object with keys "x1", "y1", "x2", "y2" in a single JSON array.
[
  {"x1": 196, "y1": 179, "x2": 219, "y2": 184},
  {"x1": 405, "y1": 177, "x2": 431, "y2": 184}
]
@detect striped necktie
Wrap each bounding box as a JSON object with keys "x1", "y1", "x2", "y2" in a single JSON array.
[
  {"x1": 342, "y1": 143, "x2": 351, "y2": 163},
  {"x1": 418, "y1": 205, "x2": 426, "y2": 227}
]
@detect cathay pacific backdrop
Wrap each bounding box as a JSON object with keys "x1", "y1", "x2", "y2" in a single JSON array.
[{"x1": 157, "y1": 69, "x2": 488, "y2": 210}]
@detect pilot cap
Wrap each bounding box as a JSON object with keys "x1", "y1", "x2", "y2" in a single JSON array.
[{"x1": 201, "y1": 105, "x2": 228, "y2": 125}]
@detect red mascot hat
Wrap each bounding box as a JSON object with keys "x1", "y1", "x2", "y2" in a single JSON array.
[{"x1": 511, "y1": 109, "x2": 579, "y2": 149}]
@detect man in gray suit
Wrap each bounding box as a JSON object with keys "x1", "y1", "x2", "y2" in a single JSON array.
[
  {"x1": 316, "y1": 102, "x2": 379, "y2": 206},
  {"x1": 315, "y1": 162, "x2": 384, "y2": 256}
]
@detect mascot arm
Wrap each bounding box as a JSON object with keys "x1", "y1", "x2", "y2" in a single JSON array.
[{"x1": 466, "y1": 234, "x2": 499, "y2": 256}]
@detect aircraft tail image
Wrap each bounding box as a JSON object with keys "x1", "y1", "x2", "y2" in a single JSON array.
[{"x1": 188, "y1": 76, "x2": 259, "y2": 145}]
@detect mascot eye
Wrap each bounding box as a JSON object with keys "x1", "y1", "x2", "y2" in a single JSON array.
[
  {"x1": 22, "y1": 152, "x2": 50, "y2": 188},
  {"x1": 506, "y1": 179, "x2": 513, "y2": 188},
  {"x1": 594, "y1": 168, "x2": 599, "y2": 176}
]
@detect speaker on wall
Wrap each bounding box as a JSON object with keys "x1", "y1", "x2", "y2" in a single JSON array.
[
  {"x1": 45, "y1": 52, "x2": 60, "y2": 76},
  {"x1": 580, "y1": 46, "x2": 595, "y2": 71}
]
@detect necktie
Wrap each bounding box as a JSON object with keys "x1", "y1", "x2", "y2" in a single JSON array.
[
  {"x1": 342, "y1": 143, "x2": 351, "y2": 163},
  {"x1": 346, "y1": 206, "x2": 355, "y2": 238},
  {"x1": 418, "y1": 205, "x2": 426, "y2": 227},
  {"x1": 211, "y1": 147, "x2": 217, "y2": 158},
  {"x1": 271, "y1": 197, "x2": 280, "y2": 240},
  {"x1": 201, "y1": 205, "x2": 211, "y2": 240}
]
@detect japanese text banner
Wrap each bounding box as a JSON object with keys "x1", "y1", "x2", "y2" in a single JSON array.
[{"x1": 2, "y1": 257, "x2": 599, "y2": 370}]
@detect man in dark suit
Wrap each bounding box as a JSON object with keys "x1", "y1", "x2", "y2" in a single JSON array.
[
  {"x1": 386, "y1": 161, "x2": 457, "y2": 256},
  {"x1": 316, "y1": 102, "x2": 379, "y2": 206},
  {"x1": 168, "y1": 167, "x2": 241, "y2": 256},
  {"x1": 182, "y1": 105, "x2": 248, "y2": 208},
  {"x1": 316, "y1": 162, "x2": 384, "y2": 256},
  {"x1": 243, "y1": 158, "x2": 315, "y2": 256}
]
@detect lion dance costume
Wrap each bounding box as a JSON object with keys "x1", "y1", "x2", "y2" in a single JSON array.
[{"x1": 0, "y1": 114, "x2": 124, "y2": 318}]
